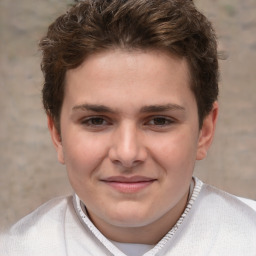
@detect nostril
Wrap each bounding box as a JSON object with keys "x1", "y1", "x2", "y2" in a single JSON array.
[
  {"x1": 111, "y1": 158, "x2": 145, "y2": 169},
  {"x1": 112, "y1": 159, "x2": 122, "y2": 166}
]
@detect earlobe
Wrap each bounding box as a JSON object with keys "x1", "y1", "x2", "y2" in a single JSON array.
[
  {"x1": 47, "y1": 115, "x2": 65, "y2": 164},
  {"x1": 196, "y1": 101, "x2": 218, "y2": 160}
]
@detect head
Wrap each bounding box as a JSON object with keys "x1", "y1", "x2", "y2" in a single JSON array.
[
  {"x1": 40, "y1": 0, "x2": 219, "y2": 133},
  {"x1": 40, "y1": 0, "x2": 219, "y2": 244}
]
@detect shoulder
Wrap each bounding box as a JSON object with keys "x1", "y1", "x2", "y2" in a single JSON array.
[
  {"x1": 172, "y1": 179, "x2": 256, "y2": 255},
  {"x1": 196, "y1": 182, "x2": 256, "y2": 251},
  {"x1": 0, "y1": 195, "x2": 74, "y2": 256},
  {"x1": 236, "y1": 196, "x2": 256, "y2": 211},
  {"x1": 200, "y1": 182, "x2": 256, "y2": 215},
  {"x1": 8, "y1": 195, "x2": 73, "y2": 234}
]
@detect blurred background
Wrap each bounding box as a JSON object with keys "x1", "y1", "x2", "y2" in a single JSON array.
[{"x1": 0, "y1": 0, "x2": 256, "y2": 230}]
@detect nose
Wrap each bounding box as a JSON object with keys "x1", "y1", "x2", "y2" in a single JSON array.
[{"x1": 108, "y1": 122, "x2": 147, "y2": 168}]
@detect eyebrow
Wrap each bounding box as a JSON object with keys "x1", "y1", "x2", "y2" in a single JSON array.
[
  {"x1": 140, "y1": 104, "x2": 185, "y2": 113},
  {"x1": 72, "y1": 103, "x2": 185, "y2": 114},
  {"x1": 72, "y1": 104, "x2": 115, "y2": 113}
]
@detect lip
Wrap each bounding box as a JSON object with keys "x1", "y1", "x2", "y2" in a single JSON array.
[{"x1": 100, "y1": 176, "x2": 157, "y2": 193}]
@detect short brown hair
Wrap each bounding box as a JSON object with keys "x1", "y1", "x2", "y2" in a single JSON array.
[{"x1": 39, "y1": 0, "x2": 219, "y2": 132}]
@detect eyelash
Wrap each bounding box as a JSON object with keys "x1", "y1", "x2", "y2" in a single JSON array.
[
  {"x1": 145, "y1": 117, "x2": 174, "y2": 127},
  {"x1": 81, "y1": 116, "x2": 111, "y2": 127},
  {"x1": 80, "y1": 116, "x2": 175, "y2": 130}
]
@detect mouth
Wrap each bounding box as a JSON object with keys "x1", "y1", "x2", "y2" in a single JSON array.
[{"x1": 100, "y1": 176, "x2": 157, "y2": 193}]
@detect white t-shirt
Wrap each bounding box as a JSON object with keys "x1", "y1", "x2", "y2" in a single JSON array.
[{"x1": 111, "y1": 241, "x2": 154, "y2": 256}]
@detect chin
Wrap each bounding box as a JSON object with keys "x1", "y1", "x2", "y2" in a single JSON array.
[{"x1": 107, "y1": 210, "x2": 155, "y2": 228}]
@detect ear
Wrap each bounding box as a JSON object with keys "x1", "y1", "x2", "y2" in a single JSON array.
[
  {"x1": 47, "y1": 115, "x2": 65, "y2": 164},
  {"x1": 196, "y1": 101, "x2": 218, "y2": 160}
]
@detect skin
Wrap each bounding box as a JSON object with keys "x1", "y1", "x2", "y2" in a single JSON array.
[{"x1": 48, "y1": 49, "x2": 218, "y2": 244}]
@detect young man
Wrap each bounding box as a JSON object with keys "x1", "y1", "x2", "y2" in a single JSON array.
[{"x1": 1, "y1": 0, "x2": 256, "y2": 255}]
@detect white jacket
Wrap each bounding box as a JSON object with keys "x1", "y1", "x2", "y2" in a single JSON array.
[{"x1": 1, "y1": 178, "x2": 256, "y2": 256}]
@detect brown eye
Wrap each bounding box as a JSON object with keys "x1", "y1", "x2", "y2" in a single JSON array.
[
  {"x1": 148, "y1": 117, "x2": 173, "y2": 126},
  {"x1": 82, "y1": 117, "x2": 108, "y2": 126},
  {"x1": 153, "y1": 118, "x2": 168, "y2": 125},
  {"x1": 89, "y1": 117, "x2": 105, "y2": 125}
]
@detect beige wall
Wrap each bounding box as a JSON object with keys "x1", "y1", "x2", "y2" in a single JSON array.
[{"x1": 0, "y1": 0, "x2": 256, "y2": 230}]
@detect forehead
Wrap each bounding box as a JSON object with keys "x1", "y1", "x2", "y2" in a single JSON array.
[{"x1": 64, "y1": 49, "x2": 195, "y2": 111}]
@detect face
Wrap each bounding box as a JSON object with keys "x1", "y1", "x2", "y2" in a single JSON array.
[{"x1": 49, "y1": 49, "x2": 217, "y2": 243}]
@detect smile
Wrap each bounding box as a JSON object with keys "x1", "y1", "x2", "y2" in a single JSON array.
[{"x1": 100, "y1": 176, "x2": 157, "y2": 193}]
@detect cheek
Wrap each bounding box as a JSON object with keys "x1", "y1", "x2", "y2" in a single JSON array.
[
  {"x1": 149, "y1": 130, "x2": 198, "y2": 171},
  {"x1": 63, "y1": 137, "x2": 108, "y2": 198},
  {"x1": 62, "y1": 134, "x2": 109, "y2": 178}
]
